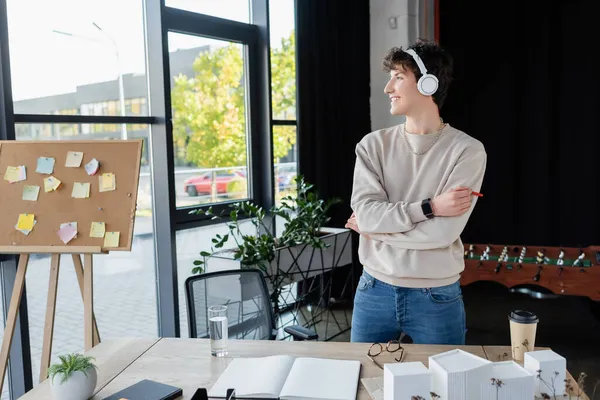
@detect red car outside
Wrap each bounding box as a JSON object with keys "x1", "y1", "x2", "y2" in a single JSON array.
[{"x1": 184, "y1": 171, "x2": 246, "y2": 196}]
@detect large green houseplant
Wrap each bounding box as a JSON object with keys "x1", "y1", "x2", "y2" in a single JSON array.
[{"x1": 190, "y1": 175, "x2": 342, "y2": 313}]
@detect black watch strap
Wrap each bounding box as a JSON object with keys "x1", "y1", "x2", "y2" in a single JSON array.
[{"x1": 421, "y1": 198, "x2": 434, "y2": 219}]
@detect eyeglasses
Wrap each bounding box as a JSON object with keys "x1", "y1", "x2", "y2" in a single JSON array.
[{"x1": 367, "y1": 340, "x2": 405, "y2": 369}]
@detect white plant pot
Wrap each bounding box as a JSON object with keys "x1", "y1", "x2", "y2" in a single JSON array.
[
  {"x1": 206, "y1": 227, "x2": 352, "y2": 287},
  {"x1": 50, "y1": 367, "x2": 97, "y2": 400}
]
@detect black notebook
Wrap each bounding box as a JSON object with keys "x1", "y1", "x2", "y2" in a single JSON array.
[{"x1": 102, "y1": 379, "x2": 182, "y2": 400}]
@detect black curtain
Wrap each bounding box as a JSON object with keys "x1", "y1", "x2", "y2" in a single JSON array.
[
  {"x1": 440, "y1": 0, "x2": 599, "y2": 248},
  {"x1": 295, "y1": 0, "x2": 371, "y2": 229}
]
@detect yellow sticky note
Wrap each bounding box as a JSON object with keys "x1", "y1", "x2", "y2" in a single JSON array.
[
  {"x1": 22, "y1": 185, "x2": 40, "y2": 201},
  {"x1": 90, "y1": 222, "x2": 105, "y2": 238},
  {"x1": 103, "y1": 232, "x2": 120, "y2": 248},
  {"x1": 65, "y1": 151, "x2": 84, "y2": 167},
  {"x1": 72, "y1": 182, "x2": 91, "y2": 199},
  {"x1": 44, "y1": 176, "x2": 61, "y2": 192},
  {"x1": 99, "y1": 173, "x2": 116, "y2": 192},
  {"x1": 3, "y1": 166, "x2": 20, "y2": 183},
  {"x1": 17, "y1": 214, "x2": 34, "y2": 231}
]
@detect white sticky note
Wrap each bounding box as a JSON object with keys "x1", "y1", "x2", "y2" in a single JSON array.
[
  {"x1": 65, "y1": 151, "x2": 84, "y2": 167},
  {"x1": 22, "y1": 185, "x2": 40, "y2": 201},
  {"x1": 71, "y1": 182, "x2": 91, "y2": 199}
]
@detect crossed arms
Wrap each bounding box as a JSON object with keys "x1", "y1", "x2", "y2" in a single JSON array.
[{"x1": 349, "y1": 141, "x2": 487, "y2": 250}]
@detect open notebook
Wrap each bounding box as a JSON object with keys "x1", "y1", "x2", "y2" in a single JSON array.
[{"x1": 208, "y1": 355, "x2": 361, "y2": 400}]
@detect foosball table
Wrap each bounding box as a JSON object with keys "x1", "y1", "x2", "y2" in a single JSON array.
[{"x1": 461, "y1": 244, "x2": 600, "y2": 300}]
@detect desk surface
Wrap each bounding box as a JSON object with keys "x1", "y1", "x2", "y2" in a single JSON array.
[{"x1": 21, "y1": 338, "x2": 589, "y2": 400}]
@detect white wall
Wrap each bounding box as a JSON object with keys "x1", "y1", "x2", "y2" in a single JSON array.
[{"x1": 369, "y1": 0, "x2": 435, "y2": 132}]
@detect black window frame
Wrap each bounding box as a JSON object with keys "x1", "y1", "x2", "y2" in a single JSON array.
[{"x1": 163, "y1": 6, "x2": 274, "y2": 229}]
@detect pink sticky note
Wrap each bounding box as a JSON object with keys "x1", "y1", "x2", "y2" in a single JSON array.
[{"x1": 57, "y1": 224, "x2": 78, "y2": 244}]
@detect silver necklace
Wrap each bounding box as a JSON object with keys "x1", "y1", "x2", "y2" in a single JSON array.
[{"x1": 402, "y1": 121, "x2": 446, "y2": 155}]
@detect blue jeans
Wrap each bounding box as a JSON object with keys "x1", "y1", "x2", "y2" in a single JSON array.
[{"x1": 351, "y1": 270, "x2": 466, "y2": 344}]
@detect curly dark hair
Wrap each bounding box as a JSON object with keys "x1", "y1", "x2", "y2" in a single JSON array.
[{"x1": 382, "y1": 38, "x2": 453, "y2": 109}]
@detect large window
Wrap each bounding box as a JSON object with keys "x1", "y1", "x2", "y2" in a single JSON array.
[
  {"x1": 1, "y1": 0, "x2": 298, "y2": 397},
  {"x1": 169, "y1": 33, "x2": 250, "y2": 208},
  {"x1": 3, "y1": 1, "x2": 156, "y2": 398},
  {"x1": 270, "y1": 0, "x2": 296, "y2": 121},
  {"x1": 7, "y1": 0, "x2": 148, "y2": 117},
  {"x1": 269, "y1": 0, "x2": 298, "y2": 202}
]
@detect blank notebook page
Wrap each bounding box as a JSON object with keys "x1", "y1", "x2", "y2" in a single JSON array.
[
  {"x1": 208, "y1": 355, "x2": 296, "y2": 398},
  {"x1": 279, "y1": 357, "x2": 361, "y2": 400}
]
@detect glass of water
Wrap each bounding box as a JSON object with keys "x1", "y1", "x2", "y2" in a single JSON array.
[{"x1": 208, "y1": 305, "x2": 228, "y2": 357}]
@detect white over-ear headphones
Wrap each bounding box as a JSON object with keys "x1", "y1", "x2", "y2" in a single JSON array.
[{"x1": 405, "y1": 48, "x2": 439, "y2": 96}]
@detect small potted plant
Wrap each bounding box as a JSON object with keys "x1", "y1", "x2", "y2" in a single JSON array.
[{"x1": 48, "y1": 353, "x2": 97, "y2": 400}]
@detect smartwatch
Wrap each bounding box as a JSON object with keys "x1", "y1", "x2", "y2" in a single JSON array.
[{"x1": 421, "y1": 198, "x2": 435, "y2": 219}]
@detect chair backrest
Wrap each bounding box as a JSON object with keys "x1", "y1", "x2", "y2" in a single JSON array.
[{"x1": 184, "y1": 269, "x2": 275, "y2": 340}]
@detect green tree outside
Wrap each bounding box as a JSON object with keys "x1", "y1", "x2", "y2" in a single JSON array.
[{"x1": 171, "y1": 31, "x2": 297, "y2": 169}]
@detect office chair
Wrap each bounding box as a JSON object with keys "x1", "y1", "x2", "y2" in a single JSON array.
[{"x1": 185, "y1": 269, "x2": 318, "y2": 341}]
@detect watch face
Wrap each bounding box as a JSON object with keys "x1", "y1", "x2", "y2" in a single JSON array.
[{"x1": 422, "y1": 199, "x2": 433, "y2": 217}]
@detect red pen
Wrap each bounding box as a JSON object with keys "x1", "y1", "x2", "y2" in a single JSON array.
[{"x1": 472, "y1": 191, "x2": 483, "y2": 197}]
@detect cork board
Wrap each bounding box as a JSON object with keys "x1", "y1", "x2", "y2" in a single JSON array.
[{"x1": 0, "y1": 140, "x2": 142, "y2": 252}]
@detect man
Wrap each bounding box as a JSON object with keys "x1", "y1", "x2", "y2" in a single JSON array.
[{"x1": 346, "y1": 39, "x2": 487, "y2": 345}]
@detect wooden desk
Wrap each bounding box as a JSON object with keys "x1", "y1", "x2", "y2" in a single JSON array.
[{"x1": 20, "y1": 338, "x2": 589, "y2": 400}]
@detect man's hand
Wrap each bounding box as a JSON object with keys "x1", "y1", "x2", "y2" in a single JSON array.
[
  {"x1": 431, "y1": 186, "x2": 472, "y2": 217},
  {"x1": 345, "y1": 212, "x2": 371, "y2": 238}
]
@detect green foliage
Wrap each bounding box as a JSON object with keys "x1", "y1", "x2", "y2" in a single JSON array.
[
  {"x1": 171, "y1": 30, "x2": 297, "y2": 168},
  {"x1": 271, "y1": 32, "x2": 296, "y2": 120},
  {"x1": 189, "y1": 175, "x2": 340, "y2": 276},
  {"x1": 274, "y1": 178, "x2": 342, "y2": 249},
  {"x1": 48, "y1": 353, "x2": 96, "y2": 384}
]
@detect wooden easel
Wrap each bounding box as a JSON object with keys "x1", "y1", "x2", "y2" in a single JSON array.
[
  {"x1": 0, "y1": 139, "x2": 143, "y2": 393},
  {"x1": 0, "y1": 246, "x2": 105, "y2": 390}
]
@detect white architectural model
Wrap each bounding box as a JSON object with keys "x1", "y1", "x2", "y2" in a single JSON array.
[
  {"x1": 480, "y1": 361, "x2": 535, "y2": 400},
  {"x1": 383, "y1": 362, "x2": 430, "y2": 400},
  {"x1": 376, "y1": 349, "x2": 568, "y2": 400},
  {"x1": 429, "y1": 349, "x2": 493, "y2": 400},
  {"x1": 524, "y1": 350, "x2": 567, "y2": 397}
]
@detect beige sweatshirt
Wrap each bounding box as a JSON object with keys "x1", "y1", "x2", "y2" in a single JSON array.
[{"x1": 350, "y1": 123, "x2": 487, "y2": 288}]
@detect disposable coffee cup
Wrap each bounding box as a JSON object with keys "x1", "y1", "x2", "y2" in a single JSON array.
[{"x1": 509, "y1": 310, "x2": 539, "y2": 361}]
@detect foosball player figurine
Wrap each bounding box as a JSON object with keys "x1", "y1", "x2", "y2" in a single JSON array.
[
  {"x1": 465, "y1": 244, "x2": 475, "y2": 259},
  {"x1": 573, "y1": 251, "x2": 585, "y2": 267},
  {"x1": 480, "y1": 246, "x2": 490, "y2": 261},
  {"x1": 500, "y1": 246, "x2": 508, "y2": 262},
  {"x1": 519, "y1": 247, "x2": 527, "y2": 263},
  {"x1": 536, "y1": 250, "x2": 545, "y2": 264},
  {"x1": 557, "y1": 250, "x2": 565, "y2": 266}
]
